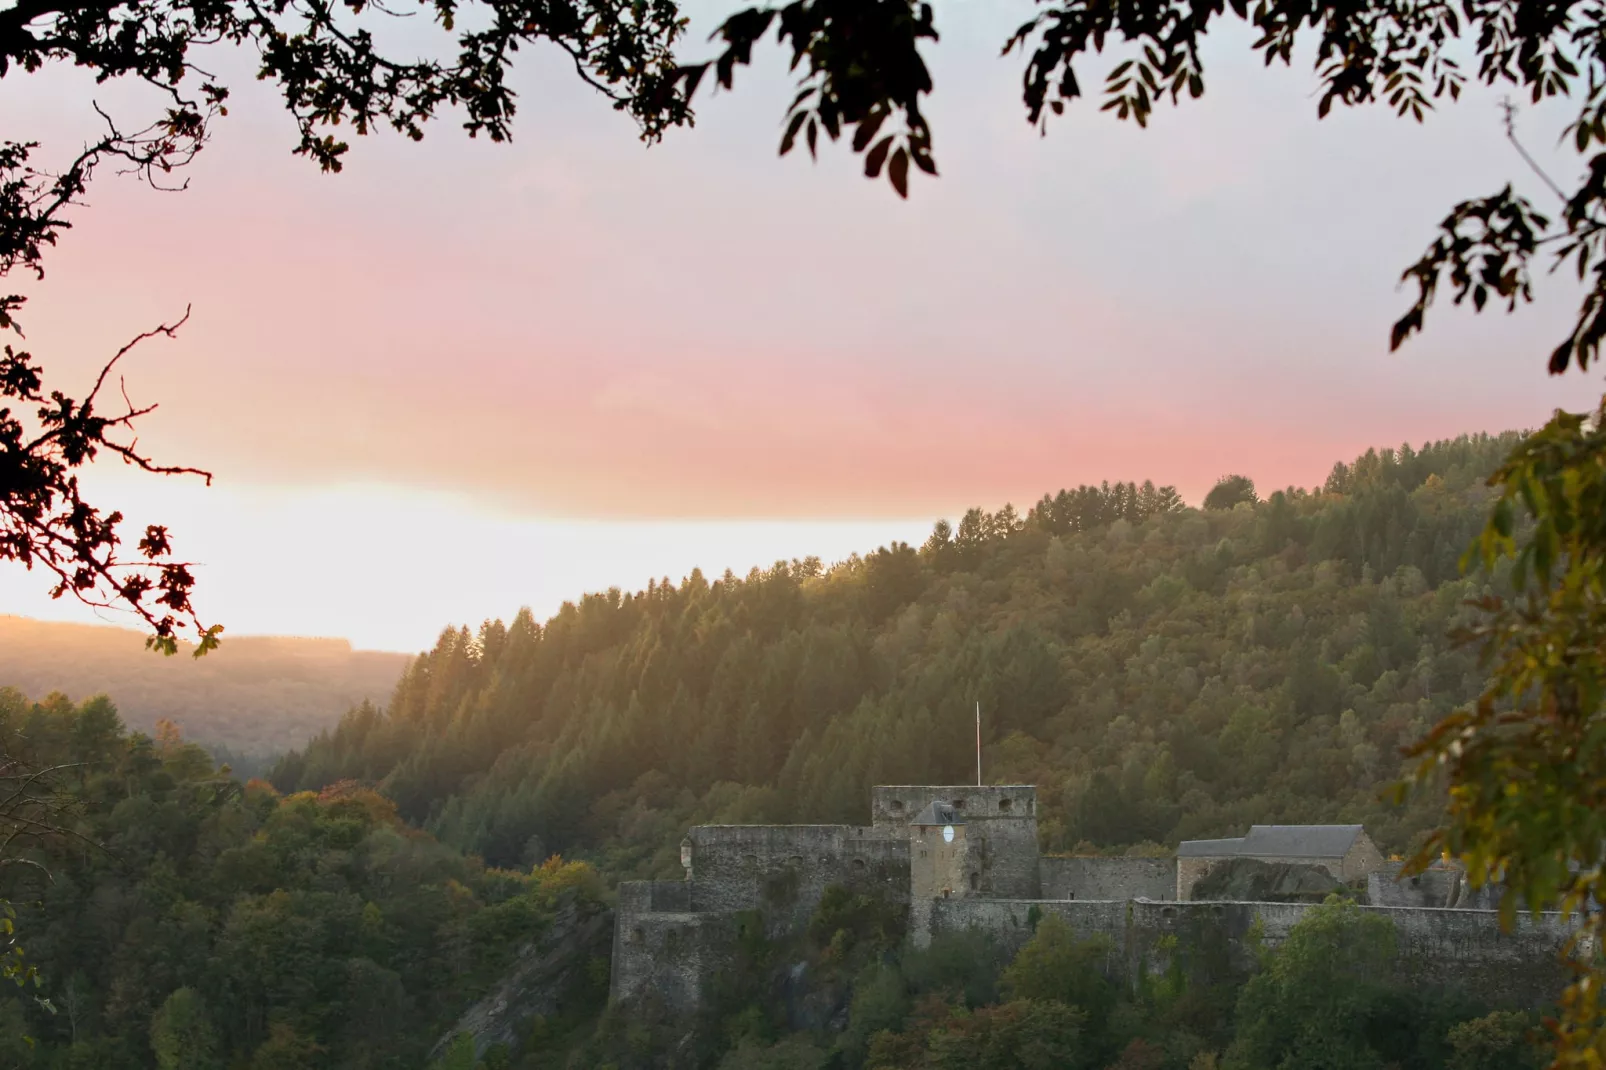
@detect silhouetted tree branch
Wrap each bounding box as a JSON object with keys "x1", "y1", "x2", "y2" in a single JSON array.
[
  {"x1": 0, "y1": 0, "x2": 693, "y2": 653},
  {"x1": 0, "y1": 306, "x2": 219, "y2": 655}
]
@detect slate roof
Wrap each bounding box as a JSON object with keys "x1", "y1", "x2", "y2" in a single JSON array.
[
  {"x1": 1177, "y1": 837, "x2": 1247, "y2": 858},
  {"x1": 1178, "y1": 825, "x2": 1366, "y2": 860},
  {"x1": 910, "y1": 801, "x2": 965, "y2": 827}
]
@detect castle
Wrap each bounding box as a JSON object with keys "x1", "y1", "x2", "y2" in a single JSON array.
[{"x1": 610, "y1": 784, "x2": 1575, "y2": 1013}]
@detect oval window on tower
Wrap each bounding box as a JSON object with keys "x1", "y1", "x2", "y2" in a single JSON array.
[{"x1": 942, "y1": 825, "x2": 955, "y2": 843}]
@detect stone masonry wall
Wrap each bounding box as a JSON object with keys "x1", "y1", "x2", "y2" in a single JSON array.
[
  {"x1": 1342, "y1": 835, "x2": 1387, "y2": 881},
  {"x1": 684, "y1": 825, "x2": 909, "y2": 933},
  {"x1": 871, "y1": 785, "x2": 1039, "y2": 829},
  {"x1": 1041, "y1": 857, "x2": 1177, "y2": 901},
  {"x1": 1367, "y1": 863, "x2": 1461, "y2": 909},
  {"x1": 870, "y1": 786, "x2": 1041, "y2": 899},
  {"x1": 1176, "y1": 856, "x2": 1217, "y2": 901},
  {"x1": 1383, "y1": 905, "x2": 1574, "y2": 1001},
  {"x1": 615, "y1": 880, "x2": 692, "y2": 914},
  {"x1": 926, "y1": 897, "x2": 1574, "y2": 1009},
  {"x1": 609, "y1": 908, "x2": 741, "y2": 1013},
  {"x1": 925, "y1": 898, "x2": 1129, "y2": 955},
  {"x1": 910, "y1": 823, "x2": 968, "y2": 901},
  {"x1": 967, "y1": 813, "x2": 1043, "y2": 900},
  {"x1": 610, "y1": 785, "x2": 1571, "y2": 1017}
]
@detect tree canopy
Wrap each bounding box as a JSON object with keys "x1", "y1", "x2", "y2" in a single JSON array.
[
  {"x1": 273, "y1": 436, "x2": 1513, "y2": 872},
  {"x1": 10, "y1": 0, "x2": 1606, "y2": 1061},
  {"x1": 1202, "y1": 477, "x2": 1257, "y2": 512},
  {"x1": 1, "y1": 0, "x2": 1601, "y2": 651},
  {"x1": 0, "y1": 686, "x2": 614, "y2": 1068}
]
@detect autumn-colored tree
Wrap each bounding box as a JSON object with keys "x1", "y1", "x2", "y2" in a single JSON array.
[
  {"x1": 1402, "y1": 409, "x2": 1606, "y2": 1067},
  {"x1": 1446, "y1": 1011, "x2": 1548, "y2": 1070}
]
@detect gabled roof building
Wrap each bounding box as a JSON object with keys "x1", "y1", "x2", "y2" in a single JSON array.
[{"x1": 1176, "y1": 824, "x2": 1385, "y2": 900}]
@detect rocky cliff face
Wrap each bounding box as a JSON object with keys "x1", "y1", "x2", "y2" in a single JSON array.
[
  {"x1": 432, "y1": 892, "x2": 615, "y2": 1062},
  {"x1": 1190, "y1": 858, "x2": 1349, "y2": 903}
]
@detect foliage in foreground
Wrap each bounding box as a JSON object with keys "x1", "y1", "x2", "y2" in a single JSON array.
[{"x1": 1403, "y1": 399, "x2": 1606, "y2": 1067}]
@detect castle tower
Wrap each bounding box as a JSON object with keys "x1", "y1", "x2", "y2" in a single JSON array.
[
  {"x1": 909, "y1": 801, "x2": 969, "y2": 901},
  {"x1": 873, "y1": 785, "x2": 1042, "y2": 900}
]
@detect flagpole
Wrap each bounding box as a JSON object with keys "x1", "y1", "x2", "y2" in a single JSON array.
[{"x1": 976, "y1": 701, "x2": 982, "y2": 787}]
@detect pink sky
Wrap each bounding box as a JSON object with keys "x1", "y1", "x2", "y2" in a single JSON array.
[{"x1": 5, "y1": 4, "x2": 1604, "y2": 649}]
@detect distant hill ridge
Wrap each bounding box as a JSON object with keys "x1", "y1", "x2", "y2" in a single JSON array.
[
  {"x1": 274, "y1": 431, "x2": 1527, "y2": 877},
  {"x1": 0, "y1": 615, "x2": 411, "y2": 761}
]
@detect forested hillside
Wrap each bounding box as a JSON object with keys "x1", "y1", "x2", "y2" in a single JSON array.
[
  {"x1": 274, "y1": 434, "x2": 1522, "y2": 878},
  {"x1": 0, "y1": 619, "x2": 409, "y2": 771},
  {"x1": 0, "y1": 688, "x2": 1547, "y2": 1070},
  {"x1": 0, "y1": 689, "x2": 610, "y2": 1068}
]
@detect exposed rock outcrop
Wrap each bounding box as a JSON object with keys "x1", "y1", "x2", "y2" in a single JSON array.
[
  {"x1": 1190, "y1": 857, "x2": 1349, "y2": 903},
  {"x1": 431, "y1": 892, "x2": 614, "y2": 1062}
]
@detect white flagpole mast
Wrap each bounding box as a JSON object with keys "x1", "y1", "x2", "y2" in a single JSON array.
[{"x1": 976, "y1": 701, "x2": 982, "y2": 787}]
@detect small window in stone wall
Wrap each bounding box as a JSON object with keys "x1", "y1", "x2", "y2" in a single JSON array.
[
  {"x1": 920, "y1": 849, "x2": 929, "y2": 859},
  {"x1": 890, "y1": 800, "x2": 905, "y2": 814},
  {"x1": 631, "y1": 927, "x2": 644, "y2": 944},
  {"x1": 998, "y1": 798, "x2": 1013, "y2": 813},
  {"x1": 851, "y1": 859, "x2": 867, "y2": 872},
  {"x1": 969, "y1": 872, "x2": 979, "y2": 892},
  {"x1": 951, "y1": 798, "x2": 966, "y2": 810}
]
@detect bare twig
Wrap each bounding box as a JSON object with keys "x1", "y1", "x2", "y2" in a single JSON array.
[{"x1": 1502, "y1": 98, "x2": 1570, "y2": 205}]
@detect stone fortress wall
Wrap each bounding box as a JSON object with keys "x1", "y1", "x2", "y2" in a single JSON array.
[
  {"x1": 927, "y1": 898, "x2": 1574, "y2": 1008},
  {"x1": 609, "y1": 784, "x2": 1575, "y2": 1014},
  {"x1": 679, "y1": 824, "x2": 909, "y2": 927},
  {"x1": 1040, "y1": 856, "x2": 1177, "y2": 901},
  {"x1": 1366, "y1": 860, "x2": 1501, "y2": 910}
]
